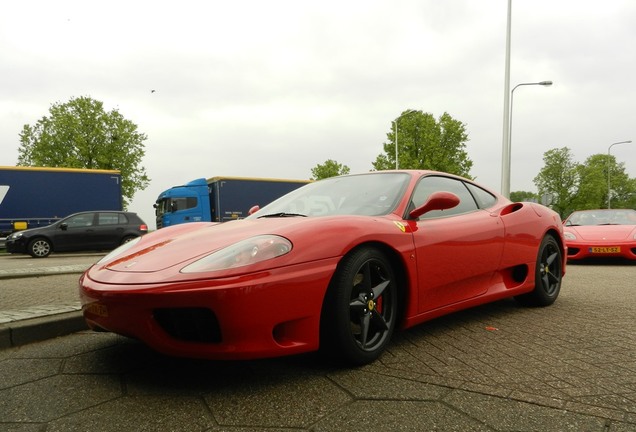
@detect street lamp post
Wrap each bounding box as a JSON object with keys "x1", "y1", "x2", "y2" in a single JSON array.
[
  {"x1": 607, "y1": 140, "x2": 631, "y2": 209},
  {"x1": 501, "y1": 80, "x2": 553, "y2": 198},
  {"x1": 393, "y1": 109, "x2": 417, "y2": 169}
]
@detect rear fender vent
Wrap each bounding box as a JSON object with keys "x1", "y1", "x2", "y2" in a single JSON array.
[
  {"x1": 153, "y1": 307, "x2": 221, "y2": 343},
  {"x1": 499, "y1": 203, "x2": 524, "y2": 216}
]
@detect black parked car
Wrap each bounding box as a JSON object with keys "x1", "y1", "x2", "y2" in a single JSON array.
[{"x1": 5, "y1": 211, "x2": 148, "y2": 258}]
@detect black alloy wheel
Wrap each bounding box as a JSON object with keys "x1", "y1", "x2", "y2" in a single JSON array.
[
  {"x1": 516, "y1": 234, "x2": 562, "y2": 306},
  {"x1": 321, "y1": 246, "x2": 398, "y2": 365}
]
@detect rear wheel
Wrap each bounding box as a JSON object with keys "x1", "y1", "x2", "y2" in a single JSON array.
[
  {"x1": 515, "y1": 234, "x2": 562, "y2": 306},
  {"x1": 321, "y1": 246, "x2": 398, "y2": 365},
  {"x1": 28, "y1": 238, "x2": 52, "y2": 258}
]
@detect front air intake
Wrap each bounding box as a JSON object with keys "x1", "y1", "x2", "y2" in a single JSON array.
[{"x1": 153, "y1": 307, "x2": 222, "y2": 343}]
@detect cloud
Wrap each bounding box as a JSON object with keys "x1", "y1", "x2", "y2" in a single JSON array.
[{"x1": 1, "y1": 0, "x2": 635, "y2": 228}]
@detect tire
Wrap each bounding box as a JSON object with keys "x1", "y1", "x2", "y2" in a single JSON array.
[
  {"x1": 515, "y1": 234, "x2": 562, "y2": 307},
  {"x1": 120, "y1": 235, "x2": 137, "y2": 245},
  {"x1": 28, "y1": 238, "x2": 52, "y2": 258},
  {"x1": 321, "y1": 246, "x2": 398, "y2": 365}
]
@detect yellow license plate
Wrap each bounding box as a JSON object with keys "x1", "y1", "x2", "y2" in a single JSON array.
[
  {"x1": 85, "y1": 303, "x2": 109, "y2": 317},
  {"x1": 589, "y1": 247, "x2": 620, "y2": 253}
]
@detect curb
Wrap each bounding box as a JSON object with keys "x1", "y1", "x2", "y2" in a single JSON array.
[
  {"x1": 0, "y1": 265, "x2": 88, "y2": 280},
  {"x1": 0, "y1": 265, "x2": 90, "y2": 350},
  {"x1": 0, "y1": 310, "x2": 88, "y2": 350}
]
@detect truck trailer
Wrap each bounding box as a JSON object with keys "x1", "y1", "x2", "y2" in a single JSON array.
[
  {"x1": 0, "y1": 166, "x2": 123, "y2": 240},
  {"x1": 154, "y1": 176, "x2": 309, "y2": 228}
]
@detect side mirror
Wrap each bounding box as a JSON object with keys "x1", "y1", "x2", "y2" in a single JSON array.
[
  {"x1": 409, "y1": 191, "x2": 460, "y2": 219},
  {"x1": 60, "y1": 223, "x2": 68, "y2": 231},
  {"x1": 248, "y1": 205, "x2": 260, "y2": 215}
]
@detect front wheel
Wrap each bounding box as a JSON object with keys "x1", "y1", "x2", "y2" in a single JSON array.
[
  {"x1": 515, "y1": 234, "x2": 562, "y2": 306},
  {"x1": 321, "y1": 246, "x2": 398, "y2": 365},
  {"x1": 28, "y1": 238, "x2": 52, "y2": 258}
]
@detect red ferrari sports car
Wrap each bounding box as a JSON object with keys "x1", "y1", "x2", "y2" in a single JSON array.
[
  {"x1": 563, "y1": 208, "x2": 636, "y2": 261},
  {"x1": 80, "y1": 170, "x2": 566, "y2": 365}
]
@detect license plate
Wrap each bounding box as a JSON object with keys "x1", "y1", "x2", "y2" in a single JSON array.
[
  {"x1": 85, "y1": 303, "x2": 108, "y2": 317},
  {"x1": 589, "y1": 247, "x2": 620, "y2": 254}
]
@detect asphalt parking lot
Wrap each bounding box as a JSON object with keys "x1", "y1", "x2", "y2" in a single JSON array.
[{"x1": 0, "y1": 253, "x2": 635, "y2": 431}]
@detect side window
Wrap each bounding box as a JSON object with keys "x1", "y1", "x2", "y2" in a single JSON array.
[
  {"x1": 410, "y1": 176, "x2": 478, "y2": 219},
  {"x1": 464, "y1": 182, "x2": 497, "y2": 209},
  {"x1": 171, "y1": 197, "x2": 198, "y2": 211},
  {"x1": 98, "y1": 213, "x2": 125, "y2": 225},
  {"x1": 66, "y1": 213, "x2": 95, "y2": 227}
]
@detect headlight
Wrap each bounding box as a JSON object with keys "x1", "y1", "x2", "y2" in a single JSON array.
[
  {"x1": 9, "y1": 232, "x2": 23, "y2": 240},
  {"x1": 97, "y1": 236, "x2": 142, "y2": 264},
  {"x1": 181, "y1": 235, "x2": 292, "y2": 273},
  {"x1": 564, "y1": 232, "x2": 577, "y2": 240}
]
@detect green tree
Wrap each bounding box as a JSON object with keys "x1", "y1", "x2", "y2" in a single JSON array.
[
  {"x1": 577, "y1": 153, "x2": 636, "y2": 210},
  {"x1": 573, "y1": 154, "x2": 610, "y2": 210},
  {"x1": 510, "y1": 191, "x2": 538, "y2": 202},
  {"x1": 605, "y1": 154, "x2": 636, "y2": 209},
  {"x1": 17, "y1": 96, "x2": 150, "y2": 208},
  {"x1": 533, "y1": 147, "x2": 579, "y2": 218},
  {"x1": 534, "y1": 148, "x2": 636, "y2": 215},
  {"x1": 373, "y1": 110, "x2": 473, "y2": 178},
  {"x1": 311, "y1": 159, "x2": 350, "y2": 180},
  {"x1": 624, "y1": 178, "x2": 636, "y2": 210}
]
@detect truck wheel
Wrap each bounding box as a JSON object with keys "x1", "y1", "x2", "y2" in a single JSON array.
[{"x1": 28, "y1": 238, "x2": 52, "y2": 258}]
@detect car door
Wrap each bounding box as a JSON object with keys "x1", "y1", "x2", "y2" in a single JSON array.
[
  {"x1": 409, "y1": 175, "x2": 505, "y2": 312},
  {"x1": 92, "y1": 212, "x2": 127, "y2": 249},
  {"x1": 51, "y1": 212, "x2": 97, "y2": 252}
]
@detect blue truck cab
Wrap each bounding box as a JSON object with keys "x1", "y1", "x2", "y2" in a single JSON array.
[
  {"x1": 154, "y1": 178, "x2": 209, "y2": 228},
  {"x1": 154, "y1": 176, "x2": 309, "y2": 229}
]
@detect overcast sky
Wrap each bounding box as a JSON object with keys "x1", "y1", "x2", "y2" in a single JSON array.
[{"x1": 2, "y1": 1, "x2": 635, "y2": 228}]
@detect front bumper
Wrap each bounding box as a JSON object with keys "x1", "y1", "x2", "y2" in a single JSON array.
[
  {"x1": 566, "y1": 241, "x2": 636, "y2": 261},
  {"x1": 5, "y1": 238, "x2": 27, "y2": 254},
  {"x1": 80, "y1": 258, "x2": 339, "y2": 360}
]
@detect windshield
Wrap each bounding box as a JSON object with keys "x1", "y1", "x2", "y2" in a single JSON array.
[
  {"x1": 155, "y1": 196, "x2": 198, "y2": 217},
  {"x1": 247, "y1": 172, "x2": 411, "y2": 218},
  {"x1": 565, "y1": 209, "x2": 636, "y2": 226},
  {"x1": 155, "y1": 198, "x2": 170, "y2": 218}
]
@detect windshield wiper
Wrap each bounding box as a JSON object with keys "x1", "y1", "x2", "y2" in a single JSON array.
[{"x1": 258, "y1": 212, "x2": 307, "y2": 218}]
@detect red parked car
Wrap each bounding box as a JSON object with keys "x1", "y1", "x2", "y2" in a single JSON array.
[
  {"x1": 563, "y1": 209, "x2": 636, "y2": 261},
  {"x1": 80, "y1": 171, "x2": 566, "y2": 365}
]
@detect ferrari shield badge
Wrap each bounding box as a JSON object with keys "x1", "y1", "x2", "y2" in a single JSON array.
[{"x1": 394, "y1": 221, "x2": 407, "y2": 232}]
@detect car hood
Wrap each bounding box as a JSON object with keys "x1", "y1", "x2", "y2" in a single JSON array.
[
  {"x1": 87, "y1": 215, "x2": 410, "y2": 284},
  {"x1": 566, "y1": 225, "x2": 636, "y2": 241},
  {"x1": 99, "y1": 220, "x2": 290, "y2": 273},
  {"x1": 10, "y1": 224, "x2": 57, "y2": 237}
]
